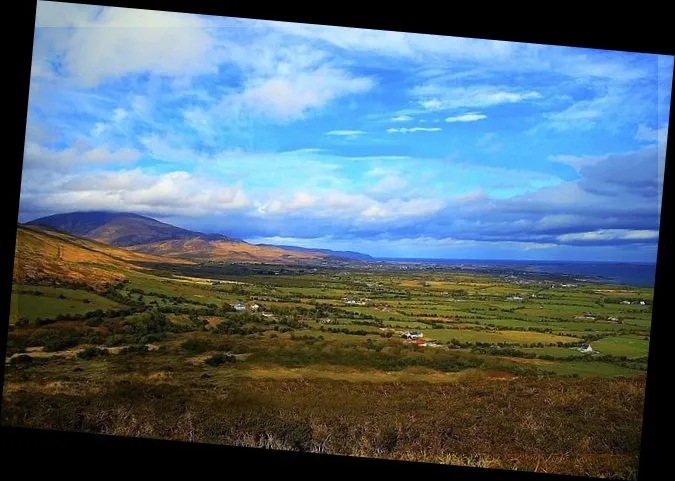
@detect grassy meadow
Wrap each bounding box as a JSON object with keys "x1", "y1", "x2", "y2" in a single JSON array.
[{"x1": 3, "y1": 255, "x2": 653, "y2": 479}]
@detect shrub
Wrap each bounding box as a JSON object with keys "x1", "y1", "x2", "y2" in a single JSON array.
[
  {"x1": 119, "y1": 344, "x2": 149, "y2": 355},
  {"x1": 77, "y1": 347, "x2": 108, "y2": 360},
  {"x1": 140, "y1": 333, "x2": 166, "y2": 344},
  {"x1": 204, "y1": 353, "x2": 236, "y2": 366},
  {"x1": 9, "y1": 354, "x2": 33, "y2": 365},
  {"x1": 104, "y1": 335, "x2": 129, "y2": 347},
  {"x1": 181, "y1": 339, "x2": 210, "y2": 354},
  {"x1": 44, "y1": 336, "x2": 79, "y2": 352},
  {"x1": 15, "y1": 317, "x2": 30, "y2": 327},
  {"x1": 85, "y1": 317, "x2": 103, "y2": 327}
]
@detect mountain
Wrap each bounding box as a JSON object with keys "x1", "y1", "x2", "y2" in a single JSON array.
[
  {"x1": 27, "y1": 212, "x2": 328, "y2": 264},
  {"x1": 27, "y1": 211, "x2": 237, "y2": 247},
  {"x1": 258, "y1": 244, "x2": 372, "y2": 261},
  {"x1": 13, "y1": 224, "x2": 192, "y2": 290},
  {"x1": 129, "y1": 238, "x2": 326, "y2": 263}
]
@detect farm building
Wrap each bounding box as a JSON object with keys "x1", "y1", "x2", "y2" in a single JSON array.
[
  {"x1": 578, "y1": 343, "x2": 594, "y2": 353},
  {"x1": 232, "y1": 302, "x2": 247, "y2": 312}
]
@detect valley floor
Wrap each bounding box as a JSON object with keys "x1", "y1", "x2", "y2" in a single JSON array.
[{"x1": 3, "y1": 263, "x2": 653, "y2": 479}]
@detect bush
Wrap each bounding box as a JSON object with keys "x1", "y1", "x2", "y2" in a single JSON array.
[
  {"x1": 15, "y1": 317, "x2": 30, "y2": 327},
  {"x1": 204, "y1": 353, "x2": 236, "y2": 366},
  {"x1": 77, "y1": 347, "x2": 108, "y2": 360},
  {"x1": 140, "y1": 333, "x2": 166, "y2": 344},
  {"x1": 119, "y1": 344, "x2": 149, "y2": 355},
  {"x1": 9, "y1": 354, "x2": 33, "y2": 365},
  {"x1": 85, "y1": 317, "x2": 103, "y2": 327},
  {"x1": 181, "y1": 339, "x2": 210, "y2": 354},
  {"x1": 44, "y1": 336, "x2": 79, "y2": 352},
  {"x1": 104, "y1": 335, "x2": 128, "y2": 347}
]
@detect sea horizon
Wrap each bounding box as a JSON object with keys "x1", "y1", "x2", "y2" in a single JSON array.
[{"x1": 372, "y1": 257, "x2": 658, "y2": 288}]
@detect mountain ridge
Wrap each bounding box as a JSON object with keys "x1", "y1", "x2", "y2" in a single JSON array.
[
  {"x1": 257, "y1": 244, "x2": 372, "y2": 260},
  {"x1": 27, "y1": 211, "x2": 371, "y2": 263}
]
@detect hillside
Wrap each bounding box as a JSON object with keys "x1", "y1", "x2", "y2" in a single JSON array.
[
  {"x1": 27, "y1": 211, "x2": 344, "y2": 264},
  {"x1": 258, "y1": 244, "x2": 372, "y2": 261},
  {"x1": 28, "y1": 211, "x2": 238, "y2": 247},
  {"x1": 128, "y1": 238, "x2": 325, "y2": 263},
  {"x1": 12, "y1": 224, "x2": 193, "y2": 290}
]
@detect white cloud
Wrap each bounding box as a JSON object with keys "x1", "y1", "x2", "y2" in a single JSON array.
[
  {"x1": 387, "y1": 127, "x2": 442, "y2": 133},
  {"x1": 392, "y1": 115, "x2": 413, "y2": 122},
  {"x1": 558, "y1": 229, "x2": 659, "y2": 243},
  {"x1": 412, "y1": 85, "x2": 542, "y2": 111},
  {"x1": 445, "y1": 112, "x2": 487, "y2": 123},
  {"x1": 253, "y1": 187, "x2": 443, "y2": 224},
  {"x1": 232, "y1": 67, "x2": 374, "y2": 122},
  {"x1": 20, "y1": 166, "x2": 250, "y2": 217},
  {"x1": 370, "y1": 175, "x2": 408, "y2": 193},
  {"x1": 35, "y1": 2, "x2": 218, "y2": 87},
  {"x1": 326, "y1": 130, "x2": 366, "y2": 137},
  {"x1": 90, "y1": 107, "x2": 130, "y2": 137},
  {"x1": 23, "y1": 140, "x2": 141, "y2": 171}
]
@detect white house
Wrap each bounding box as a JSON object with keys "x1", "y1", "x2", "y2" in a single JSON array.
[
  {"x1": 233, "y1": 302, "x2": 247, "y2": 312},
  {"x1": 621, "y1": 300, "x2": 631, "y2": 305},
  {"x1": 402, "y1": 330, "x2": 423, "y2": 340},
  {"x1": 579, "y1": 343, "x2": 593, "y2": 353}
]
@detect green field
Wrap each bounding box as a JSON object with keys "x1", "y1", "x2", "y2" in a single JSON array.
[
  {"x1": 592, "y1": 335, "x2": 650, "y2": 358},
  {"x1": 4, "y1": 261, "x2": 654, "y2": 479},
  {"x1": 9, "y1": 285, "x2": 123, "y2": 323}
]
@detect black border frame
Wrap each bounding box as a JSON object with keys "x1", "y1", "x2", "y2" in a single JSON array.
[{"x1": 2, "y1": 2, "x2": 673, "y2": 480}]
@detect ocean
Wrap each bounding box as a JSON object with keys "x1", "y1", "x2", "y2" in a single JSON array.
[{"x1": 376, "y1": 259, "x2": 658, "y2": 288}]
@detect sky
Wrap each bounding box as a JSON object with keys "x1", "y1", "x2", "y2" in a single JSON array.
[{"x1": 19, "y1": 1, "x2": 673, "y2": 261}]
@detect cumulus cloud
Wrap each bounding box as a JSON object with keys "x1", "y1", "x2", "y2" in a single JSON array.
[
  {"x1": 552, "y1": 146, "x2": 661, "y2": 199},
  {"x1": 35, "y1": 2, "x2": 217, "y2": 87},
  {"x1": 392, "y1": 115, "x2": 413, "y2": 122},
  {"x1": 19, "y1": 167, "x2": 250, "y2": 218},
  {"x1": 23, "y1": 140, "x2": 141, "y2": 171},
  {"x1": 253, "y1": 188, "x2": 443, "y2": 225}
]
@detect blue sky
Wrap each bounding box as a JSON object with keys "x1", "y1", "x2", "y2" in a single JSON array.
[{"x1": 19, "y1": 1, "x2": 673, "y2": 261}]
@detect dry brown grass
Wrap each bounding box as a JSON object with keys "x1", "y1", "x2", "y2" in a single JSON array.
[
  {"x1": 129, "y1": 238, "x2": 326, "y2": 263},
  {"x1": 2, "y1": 371, "x2": 645, "y2": 479},
  {"x1": 12, "y1": 225, "x2": 192, "y2": 290}
]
